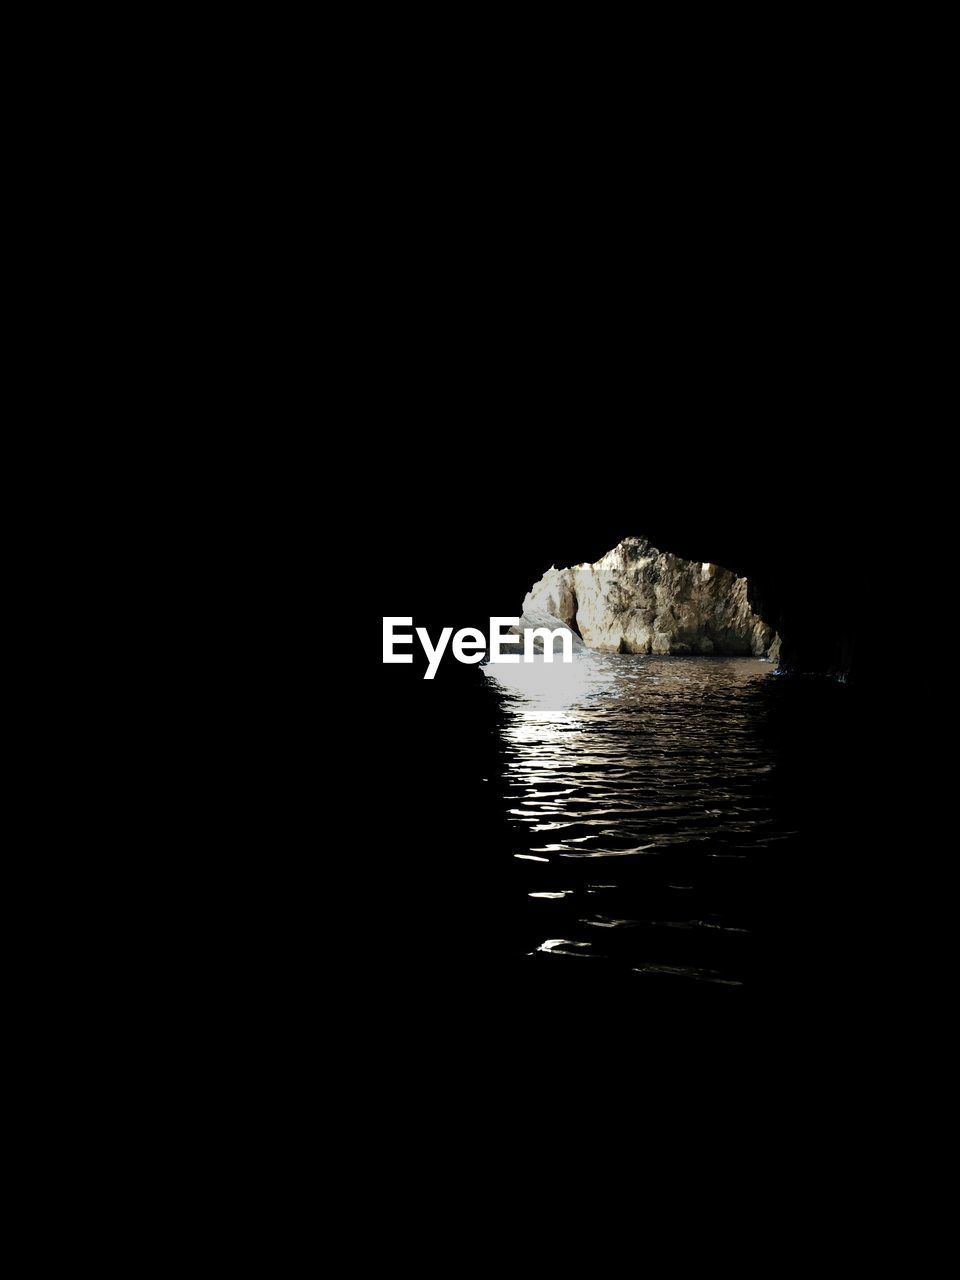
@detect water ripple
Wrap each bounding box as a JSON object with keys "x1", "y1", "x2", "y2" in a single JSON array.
[{"x1": 484, "y1": 653, "x2": 791, "y2": 989}]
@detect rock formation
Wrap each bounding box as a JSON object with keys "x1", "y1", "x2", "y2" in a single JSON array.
[
  {"x1": 522, "y1": 536, "x2": 777, "y2": 657},
  {"x1": 502, "y1": 608, "x2": 586, "y2": 656}
]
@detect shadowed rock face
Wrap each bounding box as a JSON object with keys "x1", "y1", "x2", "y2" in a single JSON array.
[{"x1": 522, "y1": 536, "x2": 778, "y2": 658}]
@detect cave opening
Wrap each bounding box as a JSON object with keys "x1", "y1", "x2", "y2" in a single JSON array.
[{"x1": 520, "y1": 535, "x2": 778, "y2": 663}]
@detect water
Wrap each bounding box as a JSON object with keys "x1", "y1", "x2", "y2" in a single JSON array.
[{"x1": 481, "y1": 652, "x2": 848, "y2": 996}]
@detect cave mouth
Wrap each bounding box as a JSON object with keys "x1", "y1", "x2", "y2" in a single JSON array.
[{"x1": 521, "y1": 535, "x2": 778, "y2": 662}]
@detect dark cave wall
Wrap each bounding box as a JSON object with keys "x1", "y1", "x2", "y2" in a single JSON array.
[{"x1": 745, "y1": 567, "x2": 857, "y2": 679}]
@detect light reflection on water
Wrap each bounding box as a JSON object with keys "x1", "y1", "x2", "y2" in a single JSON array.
[{"x1": 482, "y1": 652, "x2": 792, "y2": 989}]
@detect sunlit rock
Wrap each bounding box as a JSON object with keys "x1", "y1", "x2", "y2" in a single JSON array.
[
  {"x1": 500, "y1": 608, "x2": 585, "y2": 656},
  {"x1": 522, "y1": 536, "x2": 777, "y2": 657}
]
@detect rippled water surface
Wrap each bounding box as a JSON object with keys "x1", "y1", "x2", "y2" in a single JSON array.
[{"x1": 483, "y1": 653, "x2": 805, "y2": 992}]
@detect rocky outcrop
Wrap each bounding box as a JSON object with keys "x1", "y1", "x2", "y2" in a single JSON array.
[
  {"x1": 522, "y1": 536, "x2": 777, "y2": 657},
  {"x1": 502, "y1": 608, "x2": 585, "y2": 656}
]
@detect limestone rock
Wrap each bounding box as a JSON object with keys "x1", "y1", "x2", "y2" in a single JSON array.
[
  {"x1": 500, "y1": 609, "x2": 585, "y2": 656},
  {"x1": 522, "y1": 536, "x2": 777, "y2": 657}
]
